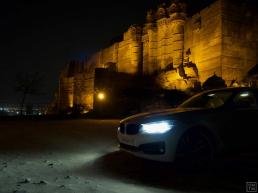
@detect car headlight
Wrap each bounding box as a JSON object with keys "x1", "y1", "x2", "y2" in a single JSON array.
[{"x1": 140, "y1": 121, "x2": 173, "y2": 134}]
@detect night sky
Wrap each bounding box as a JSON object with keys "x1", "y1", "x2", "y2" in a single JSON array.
[{"x1": 0, "y1": 0, "x2": 217, "y2": 104}]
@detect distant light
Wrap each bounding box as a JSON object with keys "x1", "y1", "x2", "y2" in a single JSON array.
[
  {"x1": 240, "y1": 92, "x2": 249, "y2": 97},
  {"x1": 97, "y1": 92, "x2": 105, "y2": 101},
  {"x1": 208, "y1": 93, "x2": 215, "y2": 97}
]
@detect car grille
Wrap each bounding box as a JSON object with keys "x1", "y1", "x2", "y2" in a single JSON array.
[
  {"x1": 119, "y1": 123, "x2": 141, "y2": 135},
  {"x1": 120, "y1": 142, "x2": 165, "y2": 154},
  {"x1": 120, "y1": 143, "x2": 139, "y2": 152}
]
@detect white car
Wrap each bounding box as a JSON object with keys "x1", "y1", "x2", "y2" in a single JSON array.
[{"x1": 117, "y1": 87, "x2": 258, "y2": 163}]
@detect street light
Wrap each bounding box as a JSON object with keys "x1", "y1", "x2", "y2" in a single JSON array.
[{"x1": 97, "y1": 92, "x2": 106, "y2": 101}]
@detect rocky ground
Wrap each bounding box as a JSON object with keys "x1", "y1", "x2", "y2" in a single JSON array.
[{"x1": 0, "y1": 119, "x2": 257, "y2": 193}]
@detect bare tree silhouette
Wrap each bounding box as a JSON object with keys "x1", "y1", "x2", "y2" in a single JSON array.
[{"x1": 14, "y1": 72, "x2": 44, "y2": 115}]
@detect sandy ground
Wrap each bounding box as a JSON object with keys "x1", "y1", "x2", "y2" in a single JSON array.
[{"x1": 0, "y1": 119, "x2": 257, "y2": 193}]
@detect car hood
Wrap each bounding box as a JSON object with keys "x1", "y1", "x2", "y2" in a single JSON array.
[{"x1": 121, "y1": 107, "x2": 205, "y2": 123}]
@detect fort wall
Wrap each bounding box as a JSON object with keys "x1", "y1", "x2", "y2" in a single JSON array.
[{"x1": 58, "y1": 0, "x2": 258, "y2": 111}]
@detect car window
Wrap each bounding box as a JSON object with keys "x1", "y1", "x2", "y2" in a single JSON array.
[
  {"x1": 232, "y1": 91, "x2": 257, "y2": 109},
  {"x1": 180, "y1": 91, "x2": 232, "y2": 109},
  {"x1": 206, "y1": 95, "x2": 225, "y2": 108}
]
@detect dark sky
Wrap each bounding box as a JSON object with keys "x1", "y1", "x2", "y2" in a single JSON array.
[{"x1": 0, "y1": 0, "x2": 216, "y2": 104}]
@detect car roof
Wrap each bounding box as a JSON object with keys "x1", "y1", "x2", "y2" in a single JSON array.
[{"x1": 202, "y1": 87, "x2": 258, "y2": 93}]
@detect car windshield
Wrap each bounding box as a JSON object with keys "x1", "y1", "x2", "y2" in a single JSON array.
[{"x1": 179, "y1": 90, "x2": 233, "y2": 109}]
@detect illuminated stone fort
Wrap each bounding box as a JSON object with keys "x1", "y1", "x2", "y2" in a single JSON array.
[{"x1": 58, "y1": 0, "x2": 258, "y2": 111}]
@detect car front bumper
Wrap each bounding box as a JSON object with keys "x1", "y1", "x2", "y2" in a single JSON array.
[
  {"x1": 120, "y1": 141, "x2": 165, "y2": 154},
  {"x1": 117, "y1": 131, "x2": 178, "y2": 162}
]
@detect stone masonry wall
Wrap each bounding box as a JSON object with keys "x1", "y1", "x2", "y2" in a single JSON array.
[
  {"x1": 58, "y1": 0, "x2": 258, "y2": 111},
  {"x1": 221, "y1": 0, "x2": 258, "y2": 85},
  {"x1": 184, "y1": 0, "x2": 223, "y2": 83}
]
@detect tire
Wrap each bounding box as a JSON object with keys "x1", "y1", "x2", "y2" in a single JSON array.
[{"x1": 175, "y1": 129, "x2": 214, "y2": 170}]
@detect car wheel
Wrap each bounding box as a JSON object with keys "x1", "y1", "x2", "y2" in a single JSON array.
[{"x1": 175, "y1": 129, "x2": 214, "y2": 169}]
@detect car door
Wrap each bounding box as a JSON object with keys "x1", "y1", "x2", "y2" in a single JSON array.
[{"x1": 230, "y1": 90, "x2": 258, "y2": 151}]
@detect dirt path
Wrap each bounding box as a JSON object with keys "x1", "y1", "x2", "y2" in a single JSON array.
[{"x1": 0, "y1": 119, "x2": 257, "y2": 193}]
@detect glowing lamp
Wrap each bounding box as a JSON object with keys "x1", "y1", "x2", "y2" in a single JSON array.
[
  {"x1": 97, "y1": 92, "x2": 105, "y2": 101},
  {"x1": 141, "y1": 121, "x2": 174, "y2": 134}
]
